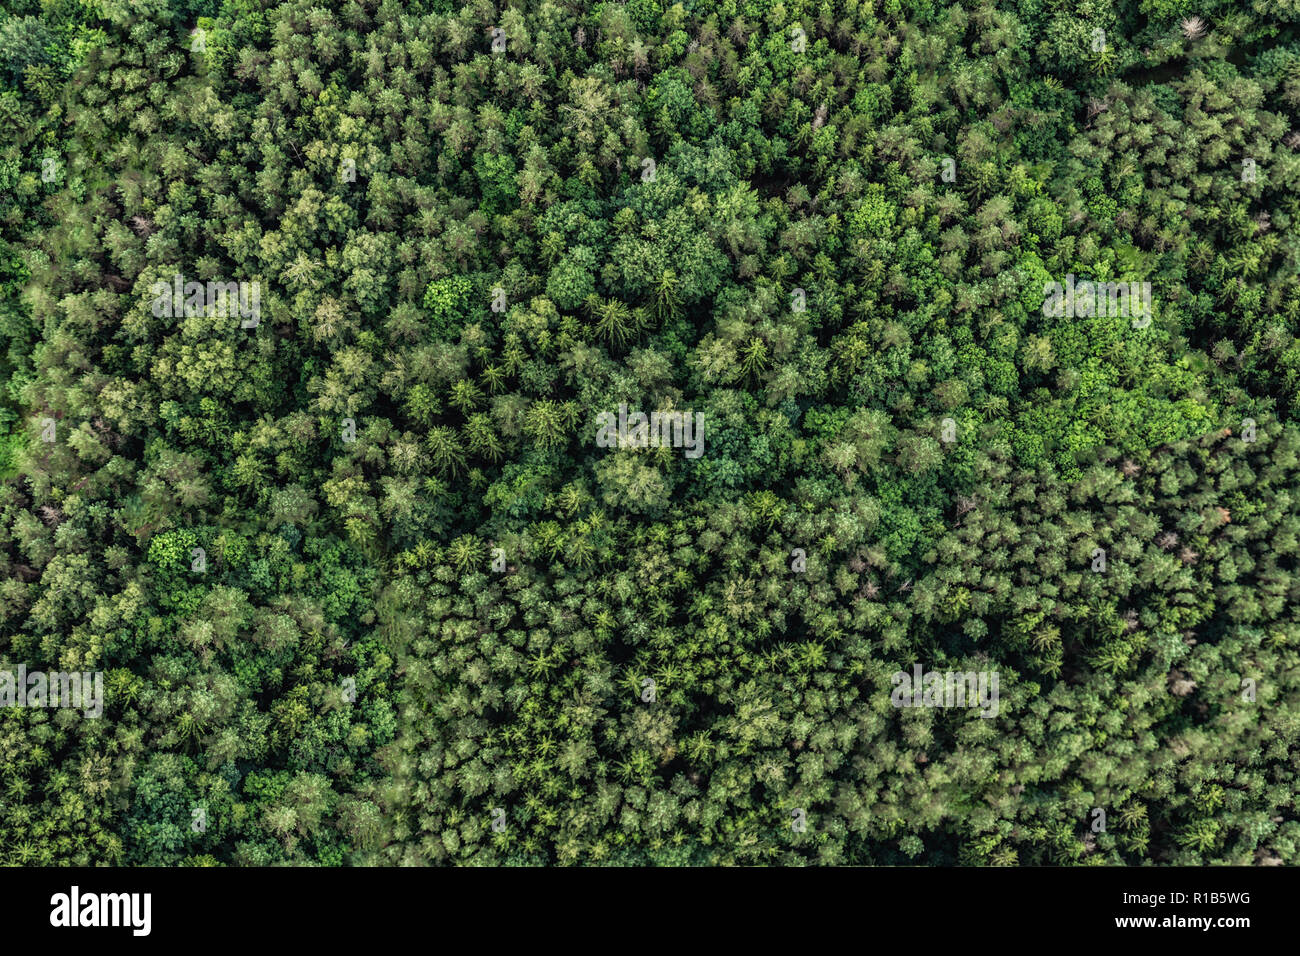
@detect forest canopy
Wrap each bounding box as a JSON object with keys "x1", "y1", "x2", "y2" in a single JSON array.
[{"x1": 1, "y1": 0, "x2": 1299, "y2": 865}]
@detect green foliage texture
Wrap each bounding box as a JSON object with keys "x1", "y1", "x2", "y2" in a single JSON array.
[{"x1": 1, "y1": 0, "x2": 1299, "y2": 865}]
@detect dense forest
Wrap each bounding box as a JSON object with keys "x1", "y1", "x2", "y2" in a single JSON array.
[{"x1": 1, "y1": 0, "x2": 1298, "y2": 866}]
